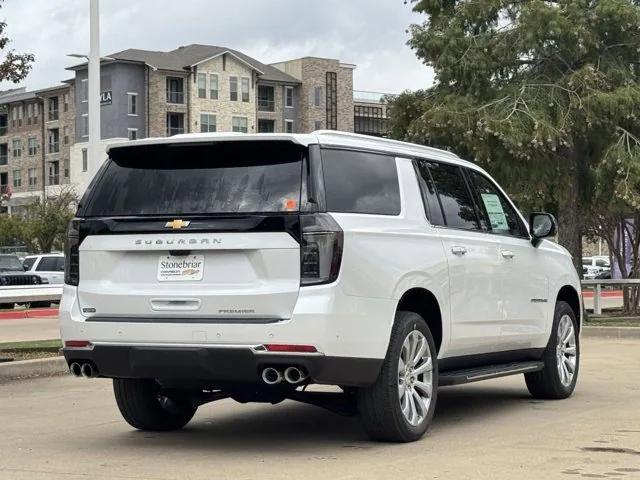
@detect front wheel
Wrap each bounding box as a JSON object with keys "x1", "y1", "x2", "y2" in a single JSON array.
[
  {"x1": 525, "y1": 301, "x2": 580, "y2": 399},
  {"x1": 358, "y1": 311, "x2": 438, "y2": 442},
  {"x1": 113, "y1": 379, "x2": 196, "y2": 431}
]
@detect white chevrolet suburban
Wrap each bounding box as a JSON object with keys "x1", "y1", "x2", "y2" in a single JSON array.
[{"x1": 60, "y1": 131, "x2": 581, "y2": 442}]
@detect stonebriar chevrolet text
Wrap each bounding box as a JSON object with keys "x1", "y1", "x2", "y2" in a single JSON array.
[{"x1": 60, "y1": 131, "x2": 582, "y2": 442}]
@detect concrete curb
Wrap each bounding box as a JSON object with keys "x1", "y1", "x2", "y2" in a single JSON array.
[
  {"x1": 583, "y1": 326, "x2": 640, "y2": 340},
  {"x1": 0, "y1": 356, "x2": 68, "y2": 383}
]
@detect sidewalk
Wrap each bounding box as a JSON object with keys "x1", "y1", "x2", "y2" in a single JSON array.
[{"x1": 0, "y1": 315, "x2": 60, "y2": 343}]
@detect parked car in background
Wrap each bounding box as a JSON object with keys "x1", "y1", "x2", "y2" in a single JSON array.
[
  {"x1": 0, "y1": 254, "x2": 46, "y2": 309},
  {"x1": 23, "y1": 253, "x2": 65, "y2": 285},
  {"x1": 582, "y1": 256, "x2": 611, "y2": 279}
]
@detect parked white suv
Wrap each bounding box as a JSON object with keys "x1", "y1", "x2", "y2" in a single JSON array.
[
  {"x1": 60, "y1": 132, "x2": 582, "y2": 442},
  {"x1": 23, "y1": 253, "x2": 65, "y2": 285}
]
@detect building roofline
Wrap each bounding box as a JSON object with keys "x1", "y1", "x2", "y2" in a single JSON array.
[{"x1": 190, "y1": 50, "x2": 265, "y2": 74}]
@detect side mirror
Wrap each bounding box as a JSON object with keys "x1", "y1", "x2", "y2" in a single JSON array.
[{"x1": 529, "y1": 212, "x2": 557, "y2": 247}]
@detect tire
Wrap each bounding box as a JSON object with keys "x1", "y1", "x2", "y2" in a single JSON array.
[
  {"x1": 358, "y1": 311, "x2": 438, "y2": 442},
  {"x1": 113, "y1": 378, "x2": 196, "y2": 431},
  {"x1": 525, "y1": 301, "x2": 580, "y2": 399}
]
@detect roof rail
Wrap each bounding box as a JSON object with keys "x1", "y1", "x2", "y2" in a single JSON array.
[{"x1": 313, "y1": 130, "x2": 460, "y2": 160}]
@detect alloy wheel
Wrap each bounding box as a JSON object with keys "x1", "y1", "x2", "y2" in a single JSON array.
[
  {"x1": 398, "y1": 330, "x2": 433, "y2": 426},
  {"x1": 556, "y1": 314, "x2": 577, "y2": 387}
]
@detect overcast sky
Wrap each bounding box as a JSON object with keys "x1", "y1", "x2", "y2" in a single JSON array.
[{"x1": 0, "y1": 0, "x2": 435, "y2": 94}]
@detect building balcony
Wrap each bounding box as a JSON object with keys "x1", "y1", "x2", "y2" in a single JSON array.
[
  {"x1": 167, "y1": 127, "x2": 185, "y2": 137},
  {"x1": 48, "y1": 110, "x2": 59, "y2": 122},
  {"x1": 48, "y1": 175, "x2": 60, "y2": 186},
  {"x1": 0, "y1": 154, "x2": 7, "y2": 166},
  {"x1": 48, "y1": 142, "x2": 60, "y2": 154},
  {"x1": 258, "y1": 99, "x2": 275, "y2": 112},
  {"x1": 0, "y1": 126, "x2": 7, "y2": 136},
  {"x1": 166, "y1": 91, "x2": 185, "y2": 104}
]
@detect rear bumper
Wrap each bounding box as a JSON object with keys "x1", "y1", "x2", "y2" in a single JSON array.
[{"x1": 62, "y1": 344, "x2": 382, "y2": 387}]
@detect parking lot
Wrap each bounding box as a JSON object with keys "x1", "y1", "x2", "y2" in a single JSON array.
[{"x1": 0, "y1": 338, "x2": 638, "y2": 480}]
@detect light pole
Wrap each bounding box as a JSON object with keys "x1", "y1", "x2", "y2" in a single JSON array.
[{"x1": 88, "y1": 0, "x2": 101, "y2": 178}]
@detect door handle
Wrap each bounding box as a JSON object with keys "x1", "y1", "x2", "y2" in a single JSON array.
[
  {"x1": 501, "y1": 250, "x2": 515, "y2": 259},
  {"x1": 451, "y1": 246, "x2": 467, "y2": 256}
]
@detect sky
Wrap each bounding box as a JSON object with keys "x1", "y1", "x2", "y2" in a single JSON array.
[{"x1": 0, "y1": 0, "x2": 435, "y2": 94}]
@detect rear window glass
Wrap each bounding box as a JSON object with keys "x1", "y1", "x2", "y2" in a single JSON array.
[
  {"x1": 321, "y1": 149, "x2": 400, "y2": 215},
  {"x1": 83, "y1": 141, "x2": 305, "y2": 216}
]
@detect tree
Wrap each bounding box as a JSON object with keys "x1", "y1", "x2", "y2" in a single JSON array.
[
  {"x1": 388, "y1": 0, "x2": 640, "y2": 270},
  {"x1": 21, "y1": 188, "x2": 77, "y2": 254},
  {"x1": 0, "y1": 0, "x2": 34, "y2": 83}
]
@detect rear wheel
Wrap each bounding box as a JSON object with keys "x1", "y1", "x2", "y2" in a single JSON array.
[
  {"x1": 525, "y1": 301, "x2": 579, "y2": 399},
  {"x1": 113, "y1": 378, "x2": 196, "y2": 431},
  {"x1": 358, "y1": 311, "x2": 438, "y2": 442}
]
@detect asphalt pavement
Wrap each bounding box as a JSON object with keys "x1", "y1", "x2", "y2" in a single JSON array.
[{"x1": 1, "y1": 338, "x2": 639, "y2": 479}]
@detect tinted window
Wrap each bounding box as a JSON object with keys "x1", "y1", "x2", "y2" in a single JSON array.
[
  {"x1": 467, "y1": 170, "x2": 527, "y2": 237},
  {"x1": 37, "y1": 257, "x2": 59, "y2": 271},
  {"x1": 582, "y1": 259, "x2": 591, "y2": 266},
  {"x1": 322, "y1": 149, "x2": 400, "y2": 215},
  {"x1": 414, "y1": 160, "x2": 445, "y2": 226},
  {"x1": 427, "y1": 163, "x2": 479, "y2": 230},
  {"x1": 84, "y1": 142, "x2": 304, "y2": 216},
  {"x1": 595, "y1": 259, "x2": 608, "y2": 267},
  {"x1": 22, "y1": 257, "x2": 36, "y2": 271},
  {"x1": 0, "y1": 255, "x2": 24, "y2": 271}
]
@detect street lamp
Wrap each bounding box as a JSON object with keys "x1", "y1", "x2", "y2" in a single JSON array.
[{"x1": 67, "y1": 0, "x2": 101, "y2": 179}]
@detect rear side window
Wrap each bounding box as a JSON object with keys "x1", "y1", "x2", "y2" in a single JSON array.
[
  {"x1": 37, "y1": 257, "x2": 59, "y2": 271},
  {"x1": 321, "y1": 149, "x2": 400, "y2": 215},
  {"x1": 83, "y1": 141, "x2": 305, "y2": 216},
  {"x1": 427, "y1": 162, "x2": 480, "y2": 230}
]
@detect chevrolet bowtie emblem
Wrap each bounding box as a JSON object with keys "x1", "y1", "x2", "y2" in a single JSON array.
[{"x1": 165, "y1": 219, "x2": 191, "y2": 230}]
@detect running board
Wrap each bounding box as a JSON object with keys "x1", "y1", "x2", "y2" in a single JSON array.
[{"x1": 439, "y1": 361, "x2": 544, "y2": 386}]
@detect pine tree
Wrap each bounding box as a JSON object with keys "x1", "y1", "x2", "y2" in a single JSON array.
[{"x1": 389, "y1": 0, "x2": 640, "y2": 269}]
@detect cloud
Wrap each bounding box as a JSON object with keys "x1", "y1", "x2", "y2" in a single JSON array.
[{"x1": 0, "y1": 0, "x2": 435, "y2": 93}]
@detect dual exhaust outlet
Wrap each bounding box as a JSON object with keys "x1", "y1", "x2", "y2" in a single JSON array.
[
  {"x1": 262, "y1": 366, "x2": 307, "y2": 385},
  {"x1": 69, "y1": 362, "x2": 98, "y2": 379}
]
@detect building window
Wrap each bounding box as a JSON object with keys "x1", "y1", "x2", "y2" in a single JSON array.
[
  {"x1": 48, "y1": 129, "x2": 60, "y2": 154},
  {"x1": 257, "y1": 85, "x2": 275, "y2": 112},
  {"x1": 28, "y1": 137, "x2": 37, "y2": 156},
  {"x1": 82, "y1": 148, "x2": 88, "y2": 172},
  {"x1": 48, "y1": 97, "x2": 59, "y2": 121},
  {"x1": 63, "y1": 126, "x2": 69, "y2": 145},
  {"x1": 200, "y1": 114, "x2": 216, "y2": 133},
  {"x1": 48, "y1": 161, "x2": 60, "y2": 186},
  {"x1": 232, "y1": 116, "x2": 248, "y2": 133},
  {"x1": 81, "y1": 114, "x2": 88, "y2": 137},
  {"x1": 128, "y1": 93, "x2": 138, "y2": 115},
  {"x1": 167, "y1": 113, "x2": 185, "y2": 136},
  {"x1": 210, "y1": 74, "x2": 218, "y2": 99},
  {"x1": 197, "y1": 73, "x2": 207, "y2": 99},
  {"x1": 33, "y1": 103, "x2": 39, "y2": 123},
  {"x1": 12, "y1": 170, "x2": 21, "y2": 188},
  {"x1": 229, "y1": 76, "x2": 238, "y2": 101},
  {"x1": 285, "y1": 119, "x2": 294, "y2": 133},
  {"x1": 128, "y1": 128, "x2": 138, "y2": 141},
  {"x1": 27, "y1": 104, "x2": 33, "y2": 124},
  {"x1": 0, "y1": 144, "x2": 7, "y2": 165},
  {"x1": 257, "y1": 119, "x2": 275, "y2": 133},
  {"x1": 166, "y1": 77, "x2": 185, "y2": 104},
  {"x1": 12, "y1": 139, "x2": 21, "y2": 158},
  {"x1": 354, "y1": 105, "x2": 387, "y2": 137},
  {"x1": 285, "y1": 86, "x2": 294, "y2": 108},
  {"x1": 63, "y1": 93, "x2": 69, "y2": 112},
  {"x1": 314, "y1": 87, "x2": 322, "y2": 107},
  {"x1": 81, "y1": 79, "x2": 88, "y2": 102},
  {"x1": 241, "y1": 77, "x2": 250, "y2": 102},
  {"x1": 314, "y1": 120, "x2": 323, "y2": 130},
  {"x1": 28, "y1": 168, "x2": 37, "y2": 186},
  {"x1": 326, "y1": 72, "x2": 338, "y2": 130}
]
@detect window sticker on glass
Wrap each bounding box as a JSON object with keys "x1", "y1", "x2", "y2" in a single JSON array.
[{"x1": 481, "y1": 193, "x2": 509, "y2": 231}]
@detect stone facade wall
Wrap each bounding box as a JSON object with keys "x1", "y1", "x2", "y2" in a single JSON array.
[
  {"x1": 189, "y1": 54, "x2": 256, "y2": 133},
  {"x1": 275, "y1": 57, "x2": 354, "y2": 133},
  {"x1": 42, "y1": 85, "x2": 75, "y2": 189},
  {"x1": 148, "y1": 69, "x2": 189, "y2": 138}
]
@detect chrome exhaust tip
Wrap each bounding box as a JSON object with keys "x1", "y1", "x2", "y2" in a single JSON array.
[
  {"x1": 284, "y1": 366, "x2": 307, "y2": 384},
  {"x1": 261, "y1": 367, "x2": 283, "y2": 385},
  {"x1": 70, "y1": 362, "x2": 82, "y2": 377},
  {"x1": 80, "y1": 363, "x2": 97, "y2": 379}
]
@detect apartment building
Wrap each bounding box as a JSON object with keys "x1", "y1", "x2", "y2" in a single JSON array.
[
  {"x1": 0, "y1": 84, "x2": 75, "y2": 214},
  {"x1": 354, "y1": 90, "x2": 391, "y2": 137}
]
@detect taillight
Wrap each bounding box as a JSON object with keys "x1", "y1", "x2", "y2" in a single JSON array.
[
  {"x1": 64, "y1": 219, "x2": 80, "y2": 286},
  {"x1": 300, "y1": 213, "x2": 343, "y2": 286}
]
